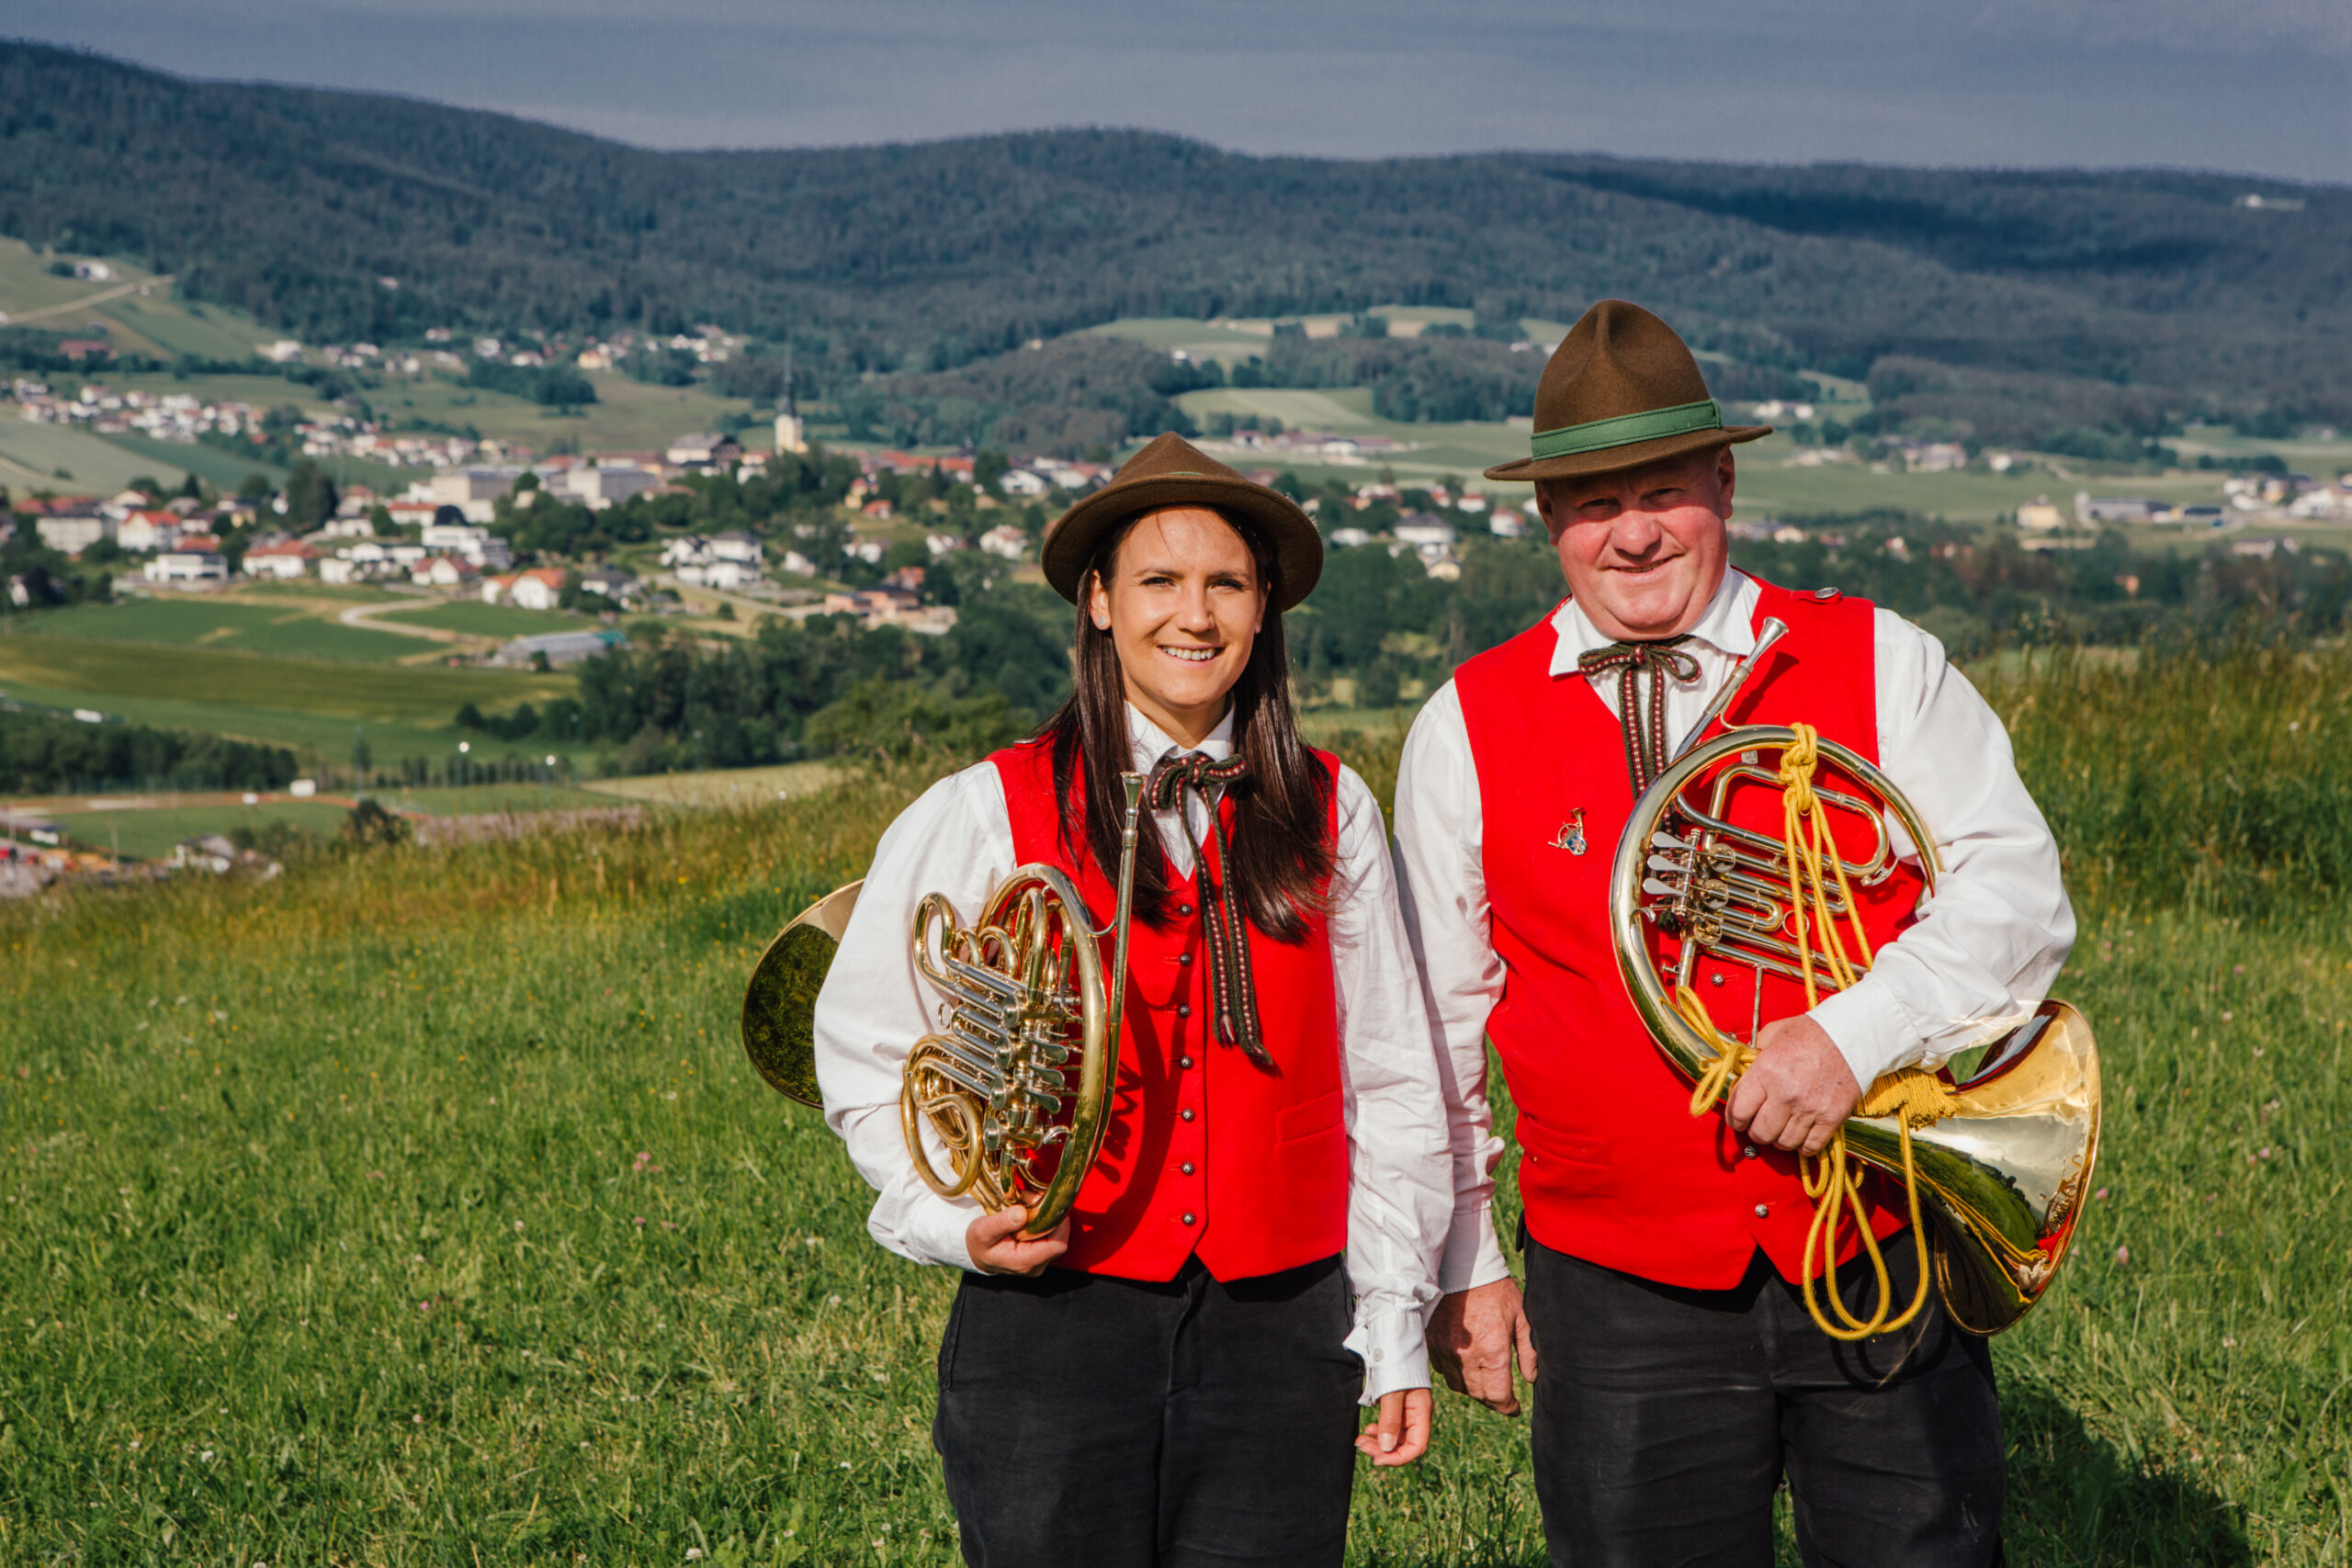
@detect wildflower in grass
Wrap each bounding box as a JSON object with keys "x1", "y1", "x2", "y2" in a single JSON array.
[
  {"x1": 2094, "y1": 1188, "x2": 2109, "y2": 1201},
  {"x1": 2115, "y1": 1245, "x2": 2132, "y2": 1265},
  {"x1": 2223, "y1": 1337, "x2": 2236, "y2": 1348}
]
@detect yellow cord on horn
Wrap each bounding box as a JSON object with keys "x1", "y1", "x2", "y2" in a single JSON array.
[{"x1": 1679, "y1": 723, "x2": 1959, "y2": 1342}]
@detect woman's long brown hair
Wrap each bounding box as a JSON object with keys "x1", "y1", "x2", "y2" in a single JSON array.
[{"x1": 1038, "y1": 509, "x2": 1335, "y2": 942}]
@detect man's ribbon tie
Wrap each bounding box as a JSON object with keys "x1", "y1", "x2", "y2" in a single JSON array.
[
  {"x1": 1144, "y1": 750, "x2": 1273, "y2": 1069},
  {"x1": 1577, "y1": 635, "x2": 1700, "y2": 796}
]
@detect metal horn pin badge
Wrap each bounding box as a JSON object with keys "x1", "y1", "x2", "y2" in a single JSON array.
[{"x1": 1550, "y1": 808, "x2": 1589, "y2": 855}]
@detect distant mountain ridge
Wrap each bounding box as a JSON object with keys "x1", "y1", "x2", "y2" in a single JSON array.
[{"x1": 2, "y1": 40, "x2": 2347, "y2": 430}]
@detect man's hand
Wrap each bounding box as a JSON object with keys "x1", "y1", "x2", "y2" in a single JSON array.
[
  {"x1": 1726, "y1": 1016, "x2": 1861, "y2": 1156},
  {"x1": 1427, "y1": 1277, "x2": 1538, "y2": 1416},
  {"x1": 1355, "y1": 1388, "x2": 1433, "y2": 1467},
  {"x1": 965, "y1": 1206, "x2": 1069, "y2": 1276}
]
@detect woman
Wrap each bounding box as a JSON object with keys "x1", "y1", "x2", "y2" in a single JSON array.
[{"x1": 813, "y1": 434, "x2": 1452, "y2": 1567}]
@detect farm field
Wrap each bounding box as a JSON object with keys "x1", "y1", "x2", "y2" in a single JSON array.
[
  {"x1": 51, "y1": 799, "x2": 357, "y2": 861},
  {"x1": 581, "y1": 761, "x2": 848, "y2": 807},
  {"x1": 23, "y1": 782, "x2": 626, "y2": 863},
  {"x1": 379, "y1": 602, "x2": 589, "y2": 638},
  {"x1": 18, "y1": 599, "x2": 428, "y2": 663},
  {"x1": 368, "y1": 369, "x2": 763, "y2": 457},
  {"x1": 0, "y1": 417, "x2": 225, "y2": 496},
  {"x1": 3, "y1": 648, "x2": 2347, "y2": 1562}
]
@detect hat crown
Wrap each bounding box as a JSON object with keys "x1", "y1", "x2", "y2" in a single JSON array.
[
  {"x1": 1533, "y1": 300, "x2": 1713, "y2": 434},
  {"x1": 1110, "y1": 431, "x2": 1249, "y2": 488}
]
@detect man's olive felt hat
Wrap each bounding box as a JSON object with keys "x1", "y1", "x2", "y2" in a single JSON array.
[
  {"x1": 1483, "y1": 299, "x2": 1771, "y2": 484},
  {"x1": 1041, "y1": 432, "x2": 1324, "y2": 612}
]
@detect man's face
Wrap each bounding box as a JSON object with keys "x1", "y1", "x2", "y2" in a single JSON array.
[{"x1": 1535, "y1": 446, "x2": 1736, "y2": 641}]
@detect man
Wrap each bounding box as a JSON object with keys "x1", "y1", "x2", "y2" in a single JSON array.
[{"x1": 1394, "y1": 300, "x2": 2074, "y2": 1565}]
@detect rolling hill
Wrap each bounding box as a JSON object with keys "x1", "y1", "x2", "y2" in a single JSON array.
[{"x1": 2, "y1": 41, "x2": 2347, "y2": 438}]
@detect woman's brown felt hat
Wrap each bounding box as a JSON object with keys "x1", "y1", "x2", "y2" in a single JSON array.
[
  {"x1": 1042, "y1": 432, "x2": 1324, "y2": 611},
  {"x1": 1484, "y1": 299, "x2": 1771, "y2": 483}
]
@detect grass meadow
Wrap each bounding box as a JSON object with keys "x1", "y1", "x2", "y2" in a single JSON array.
[{"x1": 4, "y1": 647, "x2": 2349, "y2": 1563}]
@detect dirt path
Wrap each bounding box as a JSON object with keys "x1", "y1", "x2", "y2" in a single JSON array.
[{"x1": 338, "y1": 595, "x2": 487, "y2": 646}]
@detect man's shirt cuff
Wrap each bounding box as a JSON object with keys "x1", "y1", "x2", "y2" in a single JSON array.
[
  {"x1": 1437, "y1": 1198, "x2": 1515, "y2": 1294},
  {"x1": 1347, "y1": 1308, "x2": 1433, "y2": 1404},
  {"x1": 1809, "y1": 981, "x2": 1919, "y2": 1092}
]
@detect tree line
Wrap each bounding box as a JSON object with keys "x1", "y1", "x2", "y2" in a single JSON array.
[
  {"x1": 5, "y1": 39, "x2": 2344, "y2": 446},
  {"x1": 0, "y1": 705, "x2": 299, "y2": 794}
]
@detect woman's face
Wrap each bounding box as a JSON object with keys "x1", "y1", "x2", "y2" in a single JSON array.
[{"x1": 1088, "y1": 505, "x2": 1267, "y2": 747}]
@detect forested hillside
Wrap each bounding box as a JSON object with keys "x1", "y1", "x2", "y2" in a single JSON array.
[{"x1": 3, "y1": 41, "x2": 2347, "y2": 432}]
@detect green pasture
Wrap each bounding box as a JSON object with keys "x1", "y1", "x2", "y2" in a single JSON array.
[
  {"x1": 51, "y1": 800, "x2": 356, "y2": 861},
  {"x1": 0, "y1": 419, "x2": 212, "y2": 496},
  {"x1": 375, "y1": 370, "x2": 758, "y2": 457},
  {"x1": 0, "y1": 636, "x2": 570, "y2": 723},
  {"x1": 43, "y1": 784, "x2": 623, "y2": 861},
  {"x1": 380, "y1": 602, "x2": 587, "y2": 638},
  {"x1": 18, "y1": 600, "x2": 425, "y2": 663},
  {"x1": 3, "y1": 649, "x2": 2349, "y2": 1562}
]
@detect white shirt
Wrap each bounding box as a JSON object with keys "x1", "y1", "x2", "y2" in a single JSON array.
[
  {"x1": 1392, "y1": 570, "x2": 2077, "y2": 1295},
  {"x1": 815, "y1": 704, "x2": 1453, "y2": 1402}
]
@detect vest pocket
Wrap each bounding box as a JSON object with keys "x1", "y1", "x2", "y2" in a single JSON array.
[
  {"x1": 1276, "y1": 1089, "x2": 1344, "y2": 1143},
  {"x1": 1514, "y1": 1114, "x2": 1613, "y2": 1192}
]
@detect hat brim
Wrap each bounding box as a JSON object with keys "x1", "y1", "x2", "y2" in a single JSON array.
[
  {"x1": 1483, "y1": 423, "x2": 1772, "y2": 484},
  {"x1": 1043, "y1": 474, "x2": 1323, "y2": 612}
]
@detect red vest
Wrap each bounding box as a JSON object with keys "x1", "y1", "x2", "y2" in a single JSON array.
[
  {"x1": 1454, "y1": 578, "x2": 1925, "y2": 1289},
  {"x1": 990, "y1": 739, "x2": 1351, "y2": 1282}
]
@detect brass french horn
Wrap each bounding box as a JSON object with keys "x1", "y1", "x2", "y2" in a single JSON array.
[
  {"x1": 1609, "y1": 619, "x2": 2100, "y2": 1336},
  {"x1": 742, "y1": 774, "x2": 1148, "y2": 1235}
]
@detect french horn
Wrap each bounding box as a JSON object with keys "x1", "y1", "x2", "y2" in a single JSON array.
[
  {"x1": 742, "y1": 773, "x2": 1147, "y2": 1235},
  {"x1": 1609, "y1": 618, "x2": 2100, "y2": 1336}
]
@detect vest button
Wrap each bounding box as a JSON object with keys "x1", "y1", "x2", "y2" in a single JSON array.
[
  {"x1": 1177, "y1": 953, "x2": 1193, "y2": 966},
  {"x1": 1181, "y1": 1213, "x2": 1196, "y2": 1226},
  {"x1": 1180, "y1": 1109, "x2": 1196, "y2": 1122},
  {"x1": 1753, "y1": 1203, "x2": 1770, "y2": 1218},
  {"x1": 1177, "y1": 1004, "x2": 1192, "y2": 1019},
  {"x1": 1181, "y1": 1162, "x2": 1196, "y2": 1176},
  {"x1": 1742, "y1": 1145, "x2": 1758, "y2": 1159},
  {"x1": 1710, "y1": 973, "x2": 1724, "y2": 987},
  {"x1": 1178, "y1": 903, "x2": 1193, "y2": 916},
  {"x1": 1179, "y1": 1055, "x2": 1193, "y2": 1069}
]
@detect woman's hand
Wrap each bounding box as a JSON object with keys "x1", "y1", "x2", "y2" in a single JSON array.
[
  {"x1": 1355, "y1": 1387, "x2": 1434, "y2": 1467},
  {"x1": 965, "y1": 1206, "x2": 1070, "y2": 1276}
]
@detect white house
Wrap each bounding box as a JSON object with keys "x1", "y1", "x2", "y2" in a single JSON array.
[
  {"x1": 415, "y1": 554, "x2": 480, "y2": 589},
  {"x1": 978, "y1": 525, "x2": 1029, "y2": 559},
  {"x1": 678, "y1": 560, "x2": 763, "y2": 591},
  {"x1": 428, "y1": 468, "x2": 521, "y2": 524},
  {"x1": 116, "y1": 510, "x2": 180, "y2": 553},
  {"x1": 660, "y1": 536, "x2": 711, "y2": 569},
  {"x1": 35, "y1": 513, "x2": 114, "y2": 556},
  {"x1": 561, "y1": 464, "x2": 660, "y2": 510},
  {"x1": 708, "y1": 531, "x2": 763, "y2": 565},
  {"x1": 666, "y1": 432, "x2": 742, "y2": 469},
  {"x1": 420, "y1": 520, "x2": 513, "y2": 570},
  {"x1": 1393, "y1": 514, "x2": 1458, "y2": 557},
  {"x1": 577, "y1": 568, "x2": 637, "y2": 600},
  {"x1": 143, "y1": 550, "x2": 228, "y2": 584},
  {"x1": 998, "y1": 468, "x2": 1051, "y2": 497},
  {"x1": 319, "y1": 557, "x2": 358, "y2": 585},
  {"x1": 243, "y1": 541, "x2": 317, "y2": 580},
  {"x1": 484, "y1": 567, "x2": 567, "y2": 610}
]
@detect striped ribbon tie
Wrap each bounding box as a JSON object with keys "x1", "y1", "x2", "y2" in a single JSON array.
[
  {"x1": 1577, "y1": 635, "x2": 1700, "y2": 797},
  {"x1": 1144, "y1": 750, "x2": 1272, "y2": 1069}
]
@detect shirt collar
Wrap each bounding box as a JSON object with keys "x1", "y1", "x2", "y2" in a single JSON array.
[
  {"x1": 1547, "y1": 568, "x2": 1761, "y2": 678},
  {"x1": 1128, "y1": 702, "x2": 1236, "y2": 772}
]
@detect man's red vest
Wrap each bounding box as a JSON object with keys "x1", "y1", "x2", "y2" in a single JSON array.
[
  {"x1": 989, "y1": 739, "x2": 1351, "y2": 1282},
  {"x1": 1453, "y1": 577, "x2": 1925, "y2": 1289}
]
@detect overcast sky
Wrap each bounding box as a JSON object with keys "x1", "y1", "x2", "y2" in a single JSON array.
[{"x1": 15, "y1": 0, "x2": 2351, "y2": 184}]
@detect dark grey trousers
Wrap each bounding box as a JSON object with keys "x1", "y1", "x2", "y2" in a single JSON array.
[
  {"x1": 933, "y1": 1254, "x2": 1362, "y2": 1568},
  {"x1": 1523, "y1": 1235, "x2": 2006, "y2": 1568}
]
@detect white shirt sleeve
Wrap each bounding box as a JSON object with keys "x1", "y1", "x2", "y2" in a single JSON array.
[
  {"x1": 813, "y1": 763, "x2": 1017, "y2": 1272},
  {"x1": 1327, "y1": 763, "x2": 1456, "y2": 1402},
  {"x1": 1390, "y1": 682, "x2": 1517, "y2": 1296},
  {"x1": 812, "y1": 751, "x2": 1453, "y2": 1404},
  {"x1": 1806, "y1": 610, "x2": 2078, "y2": 1088}
]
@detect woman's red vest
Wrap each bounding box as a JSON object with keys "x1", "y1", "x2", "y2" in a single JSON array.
[
  {"x1": 989, "y1": 739, "x2": 1351, "y2": 1282},
  {"x1": 1453, "y1": 578, "x2": 1924, "y2": 1289}
]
